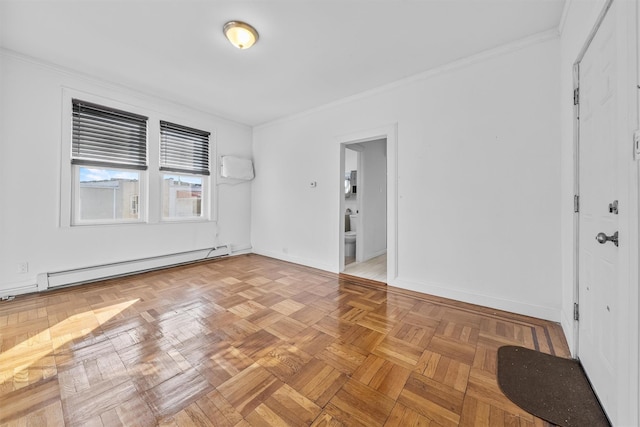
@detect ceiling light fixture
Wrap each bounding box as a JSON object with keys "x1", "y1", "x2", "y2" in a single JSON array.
[{"x1": 223, "y1": 21, "x2": 259, "y2": 50}]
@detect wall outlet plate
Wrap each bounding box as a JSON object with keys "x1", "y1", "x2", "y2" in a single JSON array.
[{"x1": 17, "y1": 262, "x2": 28, "y2": 274}]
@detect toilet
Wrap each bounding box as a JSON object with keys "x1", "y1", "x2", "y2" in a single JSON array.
[{"x1": 345, "y1": 214, "x2": 357, "y2": 258}]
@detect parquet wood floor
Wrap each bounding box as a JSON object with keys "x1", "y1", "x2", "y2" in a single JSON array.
[{"x1": 0, "y1": 254, "x2": 569, "y2": 426}]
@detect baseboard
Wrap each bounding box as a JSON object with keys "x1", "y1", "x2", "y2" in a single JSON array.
[
  {"x1": 560, "y1": 309, "x2": 577, "y2": 357},
  {"x1": 251, "y1": 248, "x2": 335, "y2": 273},
  {"x1": 391, "y1": 276, "x2": 561, "y2": 322},
  {"x1": 363, "y1": 248, "x2": 387, "y2": 262},
  {"x1": 230, "y1": 244, "x2": 252, "y2": 255}
]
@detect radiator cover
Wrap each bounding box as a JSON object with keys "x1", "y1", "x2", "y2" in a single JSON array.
[{"x1": 36, "y1": 245, "x2": 230, "y2": 291}]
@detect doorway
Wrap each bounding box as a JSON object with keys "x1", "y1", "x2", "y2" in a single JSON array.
[
  {"x1": 342, "y1": 139, "x2": 387, "y2": 281},
  {"x1": 338, "y1": 125, "x2": 397, "y2": 284},
  {"x1": 573, "y1": 0, "x2": 639, "y2": 424}
]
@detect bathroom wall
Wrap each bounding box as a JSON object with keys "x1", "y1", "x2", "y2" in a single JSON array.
[
  {"x1": 359, "y1": 139, "x2": 387, "y2": 261},
  {"x1": 252, "y1": 33, "x2": 562, "y2": 320},
  {"x1": 345, "y1": 199, "x2": 358, "y2": 219},
  {"x1": 344, "y1": 147, "x2": 358, "y2": 218}
]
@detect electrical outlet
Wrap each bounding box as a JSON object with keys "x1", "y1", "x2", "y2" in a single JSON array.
[{"x1": 17, "y1": 262, "x2": 28, "y2": 274}]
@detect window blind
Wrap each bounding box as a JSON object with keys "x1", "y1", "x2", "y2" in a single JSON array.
[
  {"x1": 71, "y1": 99, "x2": 148, "y2": 170},
  {"x1": 160, "y1": 121, "x2": 210, "y2": 176}
]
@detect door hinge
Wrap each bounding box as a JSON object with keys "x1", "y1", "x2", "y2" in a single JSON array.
[
  {"x1": 574, "y1": 303, "x2": 579, "y2": 321},
  {"x1": 573, "y1": 87, "x2": 580, "y2": 105},
  {"x1": 574, "y1": 195, "x2": 580, "y2": 213}
]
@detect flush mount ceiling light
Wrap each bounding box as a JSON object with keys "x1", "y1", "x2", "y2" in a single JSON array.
[{"x1": 223, "y1": 21, "x2": 259, "y2": 50}]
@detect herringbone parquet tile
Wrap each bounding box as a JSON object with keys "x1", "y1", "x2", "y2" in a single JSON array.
[{"x1": 0, "y1": 254, "x2": 569, "y2": 426}]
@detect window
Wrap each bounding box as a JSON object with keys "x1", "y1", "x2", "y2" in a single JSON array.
[
  {"x1": 71, "y1": 99, "x2": 147, "y2": 224},
  {"x1": 160, "y1": 121, "x2": 210, "y2": 220}
]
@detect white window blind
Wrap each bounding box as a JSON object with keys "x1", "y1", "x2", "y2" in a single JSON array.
[
  {"x1": 160, "y1": 121, "x2": 210, "y2": 176},
  {"x1": 71, "y1": 99, "x2": 148, "y2": 170}
]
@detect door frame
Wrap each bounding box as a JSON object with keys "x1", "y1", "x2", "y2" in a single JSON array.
[
  {"x1": 572, "y1": 0, "x2": 639, "y2": 423},
  {"x1": 337, "y1": 124, "x2": 397, "y2": 283}
]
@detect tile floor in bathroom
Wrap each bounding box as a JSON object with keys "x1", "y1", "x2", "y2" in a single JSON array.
[{"x1": 343, "y1": 253, "x2": 387, "y2": 283}]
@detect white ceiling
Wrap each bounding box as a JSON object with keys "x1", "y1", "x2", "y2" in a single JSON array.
[{"x1": 0, "y1": 0, "x2": 565, "y2": 126}]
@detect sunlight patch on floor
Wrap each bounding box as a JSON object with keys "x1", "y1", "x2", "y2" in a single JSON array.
[{"x1": 0, "y1": 298, "x2": 139, "y2": 389}]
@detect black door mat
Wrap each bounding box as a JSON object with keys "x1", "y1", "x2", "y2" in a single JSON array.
[{"x1": 497, "y1": 346, "x2": 610, "y2": 427}]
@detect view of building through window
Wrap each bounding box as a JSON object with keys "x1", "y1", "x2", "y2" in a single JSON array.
[
  {"x1": 78, "y1": 167, "x2": 140, "y2": 221},
  {"x1": 78, "y1": 168, "x2": 204, "y2": 221},
  {"x1": 161, "y1": 174, "x2": 203, "y2": 218}
]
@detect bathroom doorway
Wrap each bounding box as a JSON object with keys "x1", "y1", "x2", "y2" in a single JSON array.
[
  {"x1": 344, "y1": 146, "x2": 360, "y2": 265},
  {"x1": 340, "y1": 138, "x2": 387, "y2": 282}
]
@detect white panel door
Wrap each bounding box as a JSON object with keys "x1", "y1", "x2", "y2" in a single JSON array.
[{"x1": 577, "y1": 1, "x2": 619, "y2": 421}]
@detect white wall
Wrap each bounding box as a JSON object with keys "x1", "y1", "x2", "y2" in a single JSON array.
[
  {"x1": 345, "y1": 147, "x2": 358, "y2": 172},
  {"x1": 252, "y1": 34, "x2": 562, "y2": 320},
  {"x1": 360, "y1": 139, "x2": 387, "y2": 261},
  {"x1": 0, "y1": 52, "x2": 253, "y2": 295}
]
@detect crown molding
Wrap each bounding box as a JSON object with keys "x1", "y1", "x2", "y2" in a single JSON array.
[{"x1": 255, "y1": 29, "x2": 560, "y2": 131}]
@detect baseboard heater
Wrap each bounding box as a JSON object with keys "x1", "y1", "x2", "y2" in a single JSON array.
[{"x1": 37, "y1": 245, "x2": 231, "y2": 291}]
